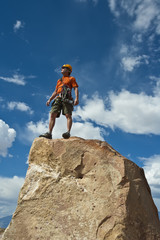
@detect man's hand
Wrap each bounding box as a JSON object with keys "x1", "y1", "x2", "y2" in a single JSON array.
[
  {"x1": 74, "y1": 99, "x2": 79, "y2": 106},
  {"x1": 46, "y1": 99, "x2": 51, "y2": 106},
  {"x1": 74, "y1": 87, "x2": 79, "y2": 106},
  {"x1": 46, "y1": 90, "x2": 57, "y2": 106}
]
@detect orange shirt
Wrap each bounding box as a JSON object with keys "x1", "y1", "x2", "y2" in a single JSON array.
[{"x1": 56, "y1": 76, "x2": 78, "y2": 95}]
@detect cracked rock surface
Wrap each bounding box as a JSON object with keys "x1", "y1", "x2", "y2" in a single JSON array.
[{"x1": 2, "y1": 137, "x2": 160, "y2": 240}]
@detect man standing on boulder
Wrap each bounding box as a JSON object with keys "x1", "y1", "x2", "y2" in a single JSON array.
[{"x1": 39, "y1": 64, "x2": 79, "y2": 139}]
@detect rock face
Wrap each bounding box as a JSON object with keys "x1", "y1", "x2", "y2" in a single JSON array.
[
  {"x1": 0, "y1": 229, "x2": 5, "y2": 240},
  {"x1": 2, "y1": 137, "x2": 160, "y2": 240}
]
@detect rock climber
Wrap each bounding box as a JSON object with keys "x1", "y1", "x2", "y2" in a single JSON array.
[{"x1": 39, "y1": 64, "x2": 79, "y2": 139}]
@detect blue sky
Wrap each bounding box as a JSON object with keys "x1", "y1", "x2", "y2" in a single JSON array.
[{"x1": 0, "y1": 0, "x2": 160, "y2": 218}]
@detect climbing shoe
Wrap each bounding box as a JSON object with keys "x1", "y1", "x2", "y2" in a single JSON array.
[
  {"x1": 62, "y1": 131, "x2": 70, "y2": 139},
  {"x1": 39, "y1": 132, "x2": 52, "y2": 139}
]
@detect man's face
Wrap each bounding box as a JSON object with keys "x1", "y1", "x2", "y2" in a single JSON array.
[{"x1": 61, "y1": 67, "x2": 70, "y2": 75}]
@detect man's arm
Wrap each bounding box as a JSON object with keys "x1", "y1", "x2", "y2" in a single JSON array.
[
  {"x1": 46, "y1": 90, "x2": 57, "y2": 106},
  {"x1": 74, "y1": 87, "x2": 79, "y2": 106}
]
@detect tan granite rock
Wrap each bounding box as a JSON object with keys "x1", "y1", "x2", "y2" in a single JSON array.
[
  {"x1": 0, "y1": 229, "x2": 5, "y2": 240},
  {"x1": 2, "y1": 137, "x2": 160, "y2": 240}
]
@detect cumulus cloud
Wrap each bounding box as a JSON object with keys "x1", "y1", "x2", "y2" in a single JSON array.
[
  {"x1": 0, "y1": 120, "x2": 16, "y2": 157},
  {"x1": 73, "y1": 78, "x2": 160, "y2": 135},
  {"x1": 20, "y1": 109, "x2": 105, "y2": 143},
  {"x1": 72, "y1": 121, "x2": 105, "y2": 140},
  {"x1": 0, "y1": 176, "x2": 24, "y2": 217},
  {"x1": 24, "y1": 119, "x2": 49, "y2": 142},
  {"x1": 7, "y1": 102, "x2": 34, "y2": 115},
  {"x1": 20, "y1": 76, "x2": 160, "y2": 139},
  {"x1": 19, "y1": 76, "x2": 160, "y2": 141},
  {"x1": 0, "y1": 74, "x2": 26, "y2": 86},
  {"x1": 13, "y1": 20, "x2": 24, "y2": 32},
  {"x1": 141, "y1": 154, "x2": 160, "y2": 211},
  {"x1": 26, "y1": 118, "x2": 104, "y2": 141}
]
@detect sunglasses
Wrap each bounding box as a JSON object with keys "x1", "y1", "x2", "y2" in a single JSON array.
[{"x1": 61, "y1": 67, "x2": 71, "y2": 71}]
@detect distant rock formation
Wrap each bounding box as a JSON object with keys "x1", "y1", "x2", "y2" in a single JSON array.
[{"x1": 2, "y1": 137, "x2": 160, "y2": 240}]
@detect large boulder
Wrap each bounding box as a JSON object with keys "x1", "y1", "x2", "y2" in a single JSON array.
[{"x1": 2, "y1": 137, "x2": 160, "y2": 240}]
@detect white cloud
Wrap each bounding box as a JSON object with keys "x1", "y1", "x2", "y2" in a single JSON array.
[
  {"x1": 19, "y1": 77, "x2": 160, "y2": 141},
  {"x1": 119, "y1": 44, "x2": 149, "y2": 72},
  {"x1": 13, "y1": 20, "x2": 23, "y2": 32},
  {"x1": 108, "y1": 0, "x2": 160, "y2": 34},
  {"x1": 134, "y1": 0, "x2": 159, "y2": 31},
  {"x1": 0, "y1": 74, "x2": 36, "y2": 86},
  {"x1": 108, "y1": 1, "x2": 160, "y2": 74},
  {"x1": 108, "y1": 0, "x2": 137, "y2": 17},
  {"x1": 74, "y1": 78, "x2": 160, "y2": 135},
  {"x1": 108, "y1": 0, "x2": 119, "y2": 16},
  {"x1": 108, "y1": 0, "x2": 116, "y2": 11},
  {"x1": 71, "y1": 121, "x2": 105, "y2": 140},
  {"x1": 121, "y1": 56, "x2": 140, "y2": 72},
  {"x1": 0, "y1": 120, "x2": 16, "y2": 157},
  {"x1": 0, "y1": 74, "x2": 26, "y2": 86},
  {"x1": 20, "y1": 109, "x2": 105, "y2": 143},
  {"x1": 0, "y1": 176, "x2": 24, "y2": 200},
  {"x1": 121, "y1": 55, "x2": 149, "y2": 72},
  {"x1": 141, "y1": 154, "x2": 160, "y2": 211},
  {"x1": 7, "y1": 102, "x2": 34, "y2": 115},
  {"x1": 23, "y1": 119, "x2": 49, "y2": 142},
  {"x1": 0, "y1": 176, "x2": 24, "y2": 217}
]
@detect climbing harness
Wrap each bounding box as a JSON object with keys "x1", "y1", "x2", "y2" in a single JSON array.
[{"x1": 57, "y1": 78, "x2": 74, "y2": 105}]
